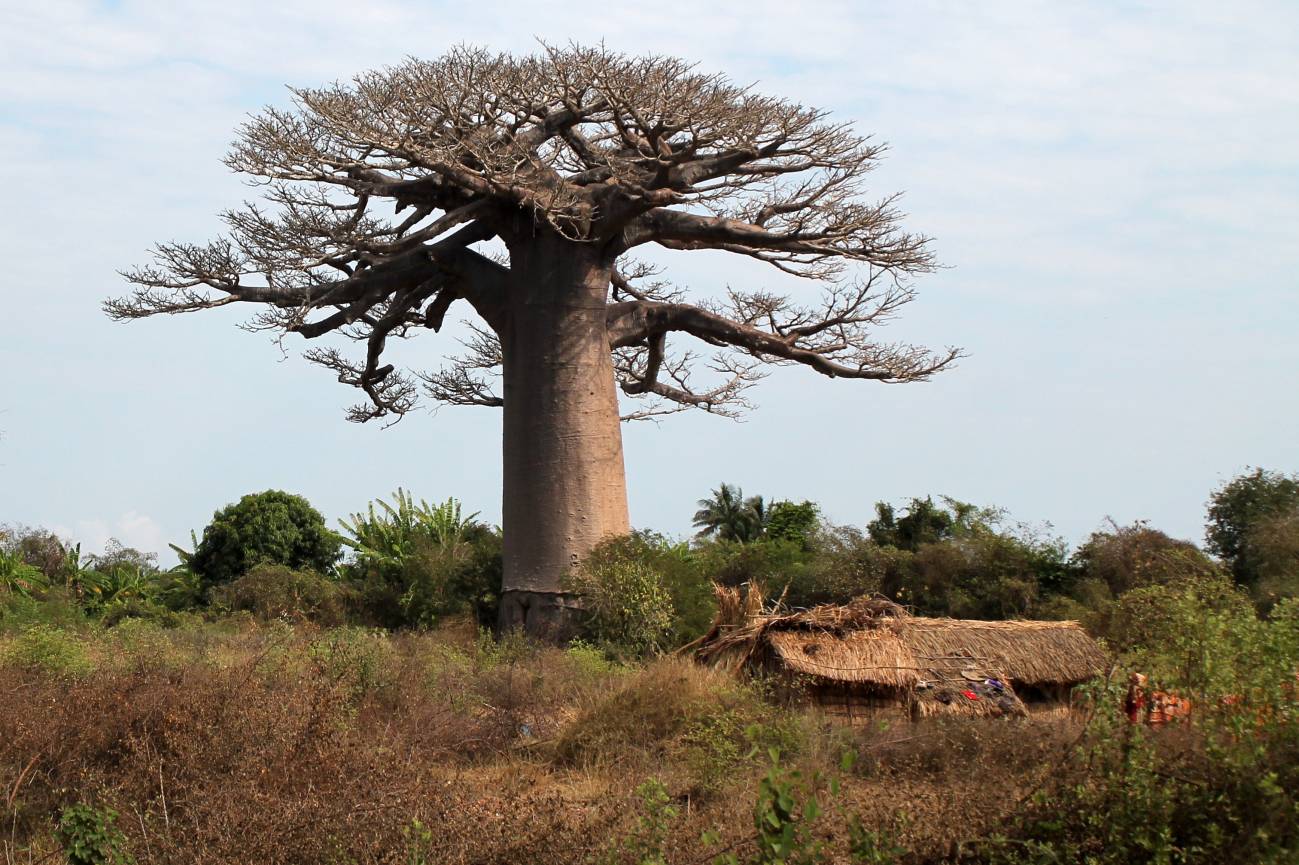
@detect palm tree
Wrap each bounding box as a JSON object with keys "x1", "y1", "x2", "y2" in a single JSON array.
[{"x1": 693, "y1": 485, "x2": 768, "y2": 543}]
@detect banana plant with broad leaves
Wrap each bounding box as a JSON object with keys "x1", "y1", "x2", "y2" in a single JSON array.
[
  {"x1": 0, "y1": 548, "x2": 49, "y2": 598},
  {"x1": 157, "y1": 531, "x2": 206, "y2": 609},
  {"x1": 56, "y1": 543, "x2": 113, "y2": 607},
  {"x1": 339, "y1": 489, "x2": 480, "y2": 573}
]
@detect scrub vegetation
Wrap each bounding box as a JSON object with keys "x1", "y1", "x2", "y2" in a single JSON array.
[{"x1": 3, "y1": 468, "x2": 1298, "y2": 863}]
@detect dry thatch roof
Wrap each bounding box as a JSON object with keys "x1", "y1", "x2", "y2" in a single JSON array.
[{"x1": 695, "y1": 591, "x2": 1107, "y2": 690}]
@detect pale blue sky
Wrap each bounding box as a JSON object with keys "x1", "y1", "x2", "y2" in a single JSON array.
[{"x1": 1, "y1": 0, "x2": 1296, "y2": 562}]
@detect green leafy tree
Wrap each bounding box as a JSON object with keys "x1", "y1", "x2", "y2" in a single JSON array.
[
  {"x1": 84, "y1": 540, "x2": 158, "y2": 578},
  {"x1": 765, "y1": 500, "x2": 821, "y2": 549},
  {"x1": 2, "y1": 525, "x2": 70, "y2": 580},
  {"x1": 693, "y1": 484, "x2": 768, "y2": 544},
  {"x1": 1, "y1": 528, "x2": 47, "y2": 599},
  {"x1": 786, "y1": 525, "x2": 914, "y2": 608},
  {"x1": 867, "y1": 496, "x2": 955, "y2": 551},
  {"x1": 339, "y1": 488, "x2": 479, "y2": 569},
  {"x1": 694, "y1": 537, "x2": 812, "y2": 599},
  {"x1": 895, "y1": 531, "x2": 1051, "y2": 619},
  {"x1": 866, "y1": 500, "x2": 1070, "y2": 618},
  {"x1": 190, "y1": 490, "x2": 341, "y2": 590},
  {"x1": 156, "y1": 531, "x2": 205, "y2": 611},
  {"x1": 80, "y1": 540, "x2": 164, "y2": 613},
  {"x1": 1244, "y1": 508, "x2": 1299, "y2": 610},
  {"x1": 1072, "y1": 520, "x2": 1220, "y2": 598},
  {"x1": 1206, "y1": 467, "x2": 1299, "y2": 587}
]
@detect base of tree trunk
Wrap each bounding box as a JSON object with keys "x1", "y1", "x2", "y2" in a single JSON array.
[{"x1": 496, "y1": 590, "x2": 582, "y2": 642}]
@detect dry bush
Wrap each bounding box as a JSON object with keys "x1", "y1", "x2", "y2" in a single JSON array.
[
  {"x1": 0, "y1": 624, "x2": 632, "y2": 864},
  {"x1": 0, "y1": 623, "x2": 1085, "y2": 864},
  {"x1": 209, "y1": 564, "x2": 357, "y2": 626},
  {"x1": 849, "y1": 716, "x2": 1082, "y2": 780}
]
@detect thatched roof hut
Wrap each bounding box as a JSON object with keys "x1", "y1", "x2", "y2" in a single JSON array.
[{"x1": 692, "y1": 590, "x2": 1109, "y2": 721}]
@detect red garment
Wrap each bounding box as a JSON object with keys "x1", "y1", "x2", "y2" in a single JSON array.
[
  {"x1": 962, "y1": 690, "x2": 979, "y2": 701},
  {"x1": 1124, "y1": 686, "x2": 1146, "y2": 724}
]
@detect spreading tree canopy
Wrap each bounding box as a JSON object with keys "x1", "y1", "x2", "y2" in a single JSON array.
[{"x1": 108, "y1": 45, "x2": 959, "y2": 637}]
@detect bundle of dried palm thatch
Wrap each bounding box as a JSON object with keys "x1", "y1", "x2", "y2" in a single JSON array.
[{"x1": 690, "y1": 590, "x2": 910, "y2": 675}]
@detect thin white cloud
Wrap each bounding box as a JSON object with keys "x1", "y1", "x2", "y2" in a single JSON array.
[{"x1": 51, "y1": 512, "x2": 167, "y2": 560}]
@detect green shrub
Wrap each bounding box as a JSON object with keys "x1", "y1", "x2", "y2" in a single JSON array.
[
  {"x1": 615, "y1": 751, "x2": 883, "y2": 865},
  {"x1": 55, "y1": 804, "x2": 134, "y2": 865},
  {"x1": 0, "y1": 589, "x2": 88, "y2": 632},
  {"x1": 682, "y1": 704, "x2": 806, "y2": 797},
  {"x1": 191, "y1": 490, "x2": 341, "y2": 589},
  {"x1": 985, "y1": 585, "x2": 1299, "y2": 864},
  {"x1": 576, "y1": 533, "x2": 714, "y2": 648},
  {"x1": 566, "y1": 552, "x2": 675, "y2": 659},
  {"x1": 0, "y1": 624, "x2": 93, "y2": 676},
  {"x1": 101, "y1": 617, "x2": 177, "y2": 670},
  {"x1": 746, "y1": 752, "x2": 827, "y2": 865},
  {"x1": 469, "y1": 626, "x2": 535, "y2": 669},
  {"x1": 211, "y1": 563, "x2": 356, "y2": 625},
  {"x1": 598, "y1": 778, "x2": 678, "y2": 865},
  {"x1": 565, "y1": 638, "x2": 620, "y2": 677},
  {"x1": 402, "y1": 817, "x2": 435, "y2": 865},
  {"x1": 99, "y1": 597, "x2": 184, "y2": 629},
  {"x1": 681, "y1": 708, "x2": 749, "y2": 795},
  {"x1": 1098, "y1": 572, "x2": 1255, "y2": 669}
]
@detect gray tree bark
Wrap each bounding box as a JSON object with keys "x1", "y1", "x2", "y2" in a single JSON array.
[{"x1": 497, "y1": 232, "x2": 630, "y2": 638}]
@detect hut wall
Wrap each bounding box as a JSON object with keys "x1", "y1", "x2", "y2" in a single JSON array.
[{"x1": 807, "y1": 681, "x2": 908, "y2": 725}]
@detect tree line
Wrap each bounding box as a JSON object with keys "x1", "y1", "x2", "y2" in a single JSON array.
[{"x1": 4, "y1": 467, "x2": 1296, "y2": 657}]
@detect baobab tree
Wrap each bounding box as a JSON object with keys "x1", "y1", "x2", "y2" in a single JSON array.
[{"x1": 108, "y1": 45, "x2": 959, "y2": 637}]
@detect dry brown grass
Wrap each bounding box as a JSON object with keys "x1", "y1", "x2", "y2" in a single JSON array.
[
  {"x1": 553, "y1": 657, "x2": 739, "y2": 770},
  {"x1": 0, "y1": 621, "x2": 1079, "y2": 864}
]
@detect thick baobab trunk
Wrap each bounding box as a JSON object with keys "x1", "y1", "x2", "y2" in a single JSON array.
[{"x1": 496, "y1": 233, "x2": 630, "y2": 640}]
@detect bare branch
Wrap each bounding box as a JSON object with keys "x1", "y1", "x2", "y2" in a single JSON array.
[
  {"x1": 614, "y1": 340, "x2": 762, "y2": 420},
  {"x1": 628, "y1": 204, "x2": 934, "y2": 279},
  {"x1": 608, "y1": 289, "x2": 961, "y2": 383},
  {"x1": 418, "y1": 323, "x2": 505, "y2": 408}
]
